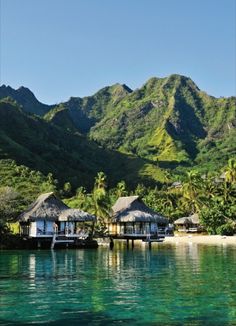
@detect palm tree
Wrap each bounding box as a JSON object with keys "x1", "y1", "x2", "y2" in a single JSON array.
[
  {"x1": 200, "y1": 174, "x2": 219, "y2": 202},
  {"x1": 94, "y1": 172, "x2": 107, "y2": 193},
  {"x1": 181, "y1": 171, "x2": 203, "y2": 214},
  {"x1": 159, "y1": 192, "x2": 176, "y2": 218},
  {"x1": 115, "y1": 180, "x2": 127, "y2": 198},
  {"x1": 214, "y1": 159, "x2": 236, "y2": 206},
  {"x1": 224, "y1": 159, "x2": 236, "y2": 184},
  {"x1": 86, "y1": 172, "x2": 111, "y2": 236}
]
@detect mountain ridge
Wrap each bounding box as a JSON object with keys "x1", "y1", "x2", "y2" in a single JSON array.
[
  {"x1": 0, "y1": 98, "x2": 167, "y2": 190},
  {"x1": 0, "y1": 74, "x2": 235, "y2": 187},
  {"x1": 0, "y1": 84, "x2": 53, "y2": 116}
]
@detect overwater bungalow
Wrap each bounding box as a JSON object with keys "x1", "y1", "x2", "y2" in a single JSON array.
[
  {"x1": 107, "y1": 196, "x2": 168, "y2": 239},
  {"x1": 174, "y1": 213, "x2": 203, "y2": 233},
  {"x1": 18, "y1": 192, "x2": 97, "y2": 248}
]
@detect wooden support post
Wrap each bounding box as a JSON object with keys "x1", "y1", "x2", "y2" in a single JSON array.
[
  {"x1": 109, "y1": 237, "x2": 114, "y2": 250},
  {"x1": 126, "y1": 239, "x2": 129, "y2": 249},
  {"x1": 149, "y1": 241, "x2": 152, "y2": 250},
  {"x1": 132, "y1": 239, "x2": 134, "y2": 249}
]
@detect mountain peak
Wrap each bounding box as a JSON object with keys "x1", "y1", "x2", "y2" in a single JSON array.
[
  {"x1": 110, "y1": 83, "x2": 132, "y2": 97},
  {"x1": 114, "y1": 83, "x2": 132, "y2": 93},
  {"x1": 16, "y1": 86, "x2": 40, "y2": 100},
  {"x1": 163, "y1": 74, "x2": 200, "y2": 92},
  {"x1": 17, "y1": 85, "x2": 33, "y2": 93},
  {"x1": 0, "y1": 84, "x2": 51, "y2": 116},
  {"x1": 143, "y1": 74, "x2": 200, "y2": 93}
]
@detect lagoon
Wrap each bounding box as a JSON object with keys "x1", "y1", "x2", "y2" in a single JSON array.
[{"x1": 0, "y1": 242, "x2": 236, "y2": 325}]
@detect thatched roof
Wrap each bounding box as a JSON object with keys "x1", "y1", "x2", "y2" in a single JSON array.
[
  {"x1": 18, "y1": 192, "x2": 68, "y2": 222},
  {"x1": 174, "y1": 213, "x2": 200, "y2": 225},
  {"x1": 58, "y1": 209, "x2": 96, "y2": 222},
  {"x1": 18, "y1": 192, "x2": 95, "y2": 223},
  {"x1": 112, "y1": 196, "x2": 139, "y2": 213},
  {"x1": 111, "y1": 196, "x2": 167, "y2": 224}
]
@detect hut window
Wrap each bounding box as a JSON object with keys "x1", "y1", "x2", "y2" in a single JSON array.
[
  {"x1": 144, "y1": 223, "x2": 150, "y2": 234},
  {"x1": 134, "y1": 222, "x2": 141, "y2": 234},
  {"x1": 125, "y1": 223, "x2": 133, "y2": 234}
]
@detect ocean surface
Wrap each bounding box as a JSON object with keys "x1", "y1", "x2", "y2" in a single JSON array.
[{"x1": 0, "y1": 242, "x2": 236, "y2": 325}]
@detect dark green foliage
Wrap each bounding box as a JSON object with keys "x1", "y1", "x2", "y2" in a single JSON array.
[
  {"x1": 0, "y1": 186, "x2": 25, "y2": 248},
  {"x1": 0, "y1": 187, "x2": 22, "y2": 221},
  {"x1": 44, "y1": 104, "x2": 79, "y2": 132},
  {"x1": 200, "y1": 203, "x2": 227, "y2": 235},
  {"x1": 0, "y1": 160, "x2": 57, "y2": 196},
  {"x1": 216, "y1": 223, "x2": 236, "y2": 236}
]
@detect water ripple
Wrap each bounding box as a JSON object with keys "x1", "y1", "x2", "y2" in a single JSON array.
[{"x1": 0, "y1": 244, "x2": 236, "y2": 325}]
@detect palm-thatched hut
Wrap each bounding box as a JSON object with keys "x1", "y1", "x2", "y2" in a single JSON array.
[
  {"x1": 174, "y1": 213, "x2": 203, "y2": 232},
  {"x1": 108, "y1": 196, "x2": 168, "y2": 238},
  {"x1": 58, "y1": 209, "x2": 96, "y2": 237},
  {"x1": 19, "y1": 192, "x2": 96, "y2": 238}
]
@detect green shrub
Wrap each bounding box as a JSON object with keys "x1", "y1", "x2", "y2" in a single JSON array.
[{"x1": 216, "y1": 223, "x2": 236, "y2": 236}]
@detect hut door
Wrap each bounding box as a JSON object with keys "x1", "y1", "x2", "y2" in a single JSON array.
[
  {"x1": 150, "y1": 223, "x2": 157, "y2": 234},
  {"x1": 36, "y1": 220, "x2": 44, "y2": 235},
  {"x1": 29, "y1": 222, "x2": 37, "y2": 237},
  {"x1": 60, "y1": 222, "x2": 65, "y2": 233},
  {"x1": 68, "y1": 222, "x2": 74, "y2": 234},
  {"x1": 45, "y1": 221, "x2": 54, "y2": 235}
]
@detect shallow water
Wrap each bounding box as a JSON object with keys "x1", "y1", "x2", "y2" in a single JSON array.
[{"x1": 0, "y1": 242, "x2": 236, "y2": 325}]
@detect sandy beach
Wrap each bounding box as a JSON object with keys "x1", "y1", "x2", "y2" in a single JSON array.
[{"x1": 164, "y1": 234, "x2": 236, "y2": 245}]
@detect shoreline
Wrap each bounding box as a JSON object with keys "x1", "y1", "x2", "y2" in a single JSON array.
[{"x1": 164, "y1": 234, "x2": 236, "y2": 245}]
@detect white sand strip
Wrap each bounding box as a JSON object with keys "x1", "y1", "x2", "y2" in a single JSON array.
[{"x1": 164, "y1": 235, "x2": 236, "y2": 245}]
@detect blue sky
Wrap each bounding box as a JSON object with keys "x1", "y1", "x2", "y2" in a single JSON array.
[{"x1": 0, "y1": 0, "x2": 235, "y2": 104}]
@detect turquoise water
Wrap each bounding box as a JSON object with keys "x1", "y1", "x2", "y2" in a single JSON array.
[{"x1": 0, "y1": 242, "x2": 236, "y2": 325}]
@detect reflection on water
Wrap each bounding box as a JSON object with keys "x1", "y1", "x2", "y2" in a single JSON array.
[{"x1": 0, "y1": 242, "x2": 236, "y2": 325}]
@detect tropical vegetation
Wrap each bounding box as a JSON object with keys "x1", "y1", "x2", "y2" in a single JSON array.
[{"x1": 0, "y1": 75, "x2": 235, "y2": 245}]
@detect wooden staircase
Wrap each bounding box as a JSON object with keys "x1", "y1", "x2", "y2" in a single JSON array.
[{"x1": 51, "y1": 233, "x2": 74, "y2": 249}]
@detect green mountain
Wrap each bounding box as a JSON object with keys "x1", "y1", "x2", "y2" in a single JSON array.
[
  {"x1": 43, "y1": 74, "x2": 235, "y2": 172},
  {"x1": 0, "y1": 98, "x2": 164, "y2": 192},
  {"x1": 0, "y1": 74, "x2": 235, "y2": 195},
  {"x1": 44, "y1": 83, "x2": 132, "y2": 133},
  {"x1": 0, "y1": 85, "x2": 52, "y2": 116},
  {"x1": 89, "y1": 75, "x2": 236, "y2": 167}
]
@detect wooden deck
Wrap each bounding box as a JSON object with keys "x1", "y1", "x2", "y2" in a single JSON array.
[
  {"x1": 29, "y1": 232, "x2": 89, "y2": 239},
  {"x1": 111, "y1": 233, "x2": 166, "y2": 240},
  {"x1": 109, "y1": 233, "x2": 166, "y2": 249}
]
